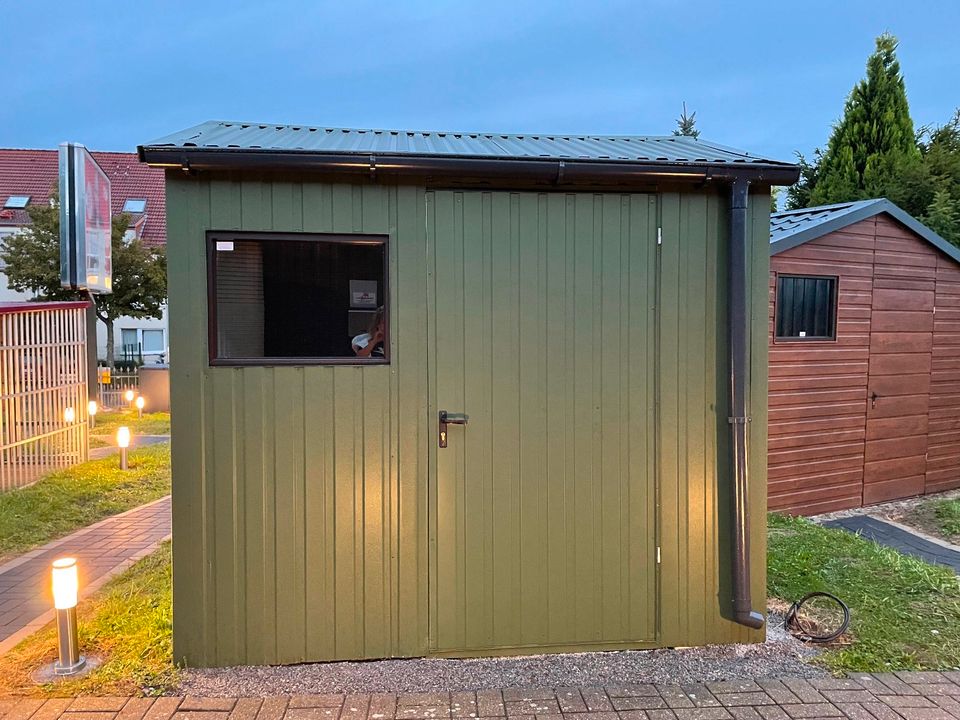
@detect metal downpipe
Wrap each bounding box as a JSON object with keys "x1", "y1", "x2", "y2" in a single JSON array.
[{"x1": 728, "y1": 178, "x2": 764, "y2": 630}]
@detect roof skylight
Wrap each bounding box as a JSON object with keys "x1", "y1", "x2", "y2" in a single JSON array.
[
  {"x1": 122, "y1": 198, "x2": 147, "y2": 213},
  {"x1": 4, "y1": 195, "x2": 30, "y2": 209}
]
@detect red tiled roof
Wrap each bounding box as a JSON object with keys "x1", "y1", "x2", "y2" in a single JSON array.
[{"x1": 0, "y1": 148, "x2": 166, "y2": 246}]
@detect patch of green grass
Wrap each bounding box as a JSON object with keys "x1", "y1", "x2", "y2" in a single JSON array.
[
  {"x1": 933, "y1": 499, "x2": 960, "y2": 541},
  {"x1": 768, "y1": 513, "x2": 960, "y2": 672},
  {"x1": 0, "y1": 542, "x2": 175, "y2": 697},
  {"x1": 89, "y1": 410, "x2": 170, "y2": 448},
  {"x1": 0, "y1": 444, "x2": 170, "y2": 562}
]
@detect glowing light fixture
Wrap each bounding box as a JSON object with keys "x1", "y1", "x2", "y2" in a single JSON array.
[
  {"x1": 117, "y1": 426, "x2": 131, "y2": 470},
  {"x1": 135, "y1": 395, "x2": 145, "y2": 418},
  {"x1": 88, "y1": 400, "x2": 98, "y2": 428},
  {"x1": 63, "y1": 406, "x2": 75, "y2": 423},
  {"x1": 51, "y1": 558, "x2": 85, "y2": 674},
  {"x1": 124, "y1": 389, "x2": 135, "y2": 404}
]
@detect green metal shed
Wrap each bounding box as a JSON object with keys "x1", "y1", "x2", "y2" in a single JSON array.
[{"x1": 139, "y1": 121, "x2": 799, "y2": 667}]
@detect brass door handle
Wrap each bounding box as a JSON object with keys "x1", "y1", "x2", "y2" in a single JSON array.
[{"x1": 438, "y1": 410, "x2": 467, "y2": 448}]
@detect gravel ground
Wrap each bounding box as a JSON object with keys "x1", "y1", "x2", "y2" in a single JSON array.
[
  {"x1": 178, "y1": 612, "x2": 824, "y2": 697},
  {"x1": 812, "y1": 488, "x2": 960, "y2": 524}
]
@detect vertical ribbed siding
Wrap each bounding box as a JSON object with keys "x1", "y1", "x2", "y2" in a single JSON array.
[
  {"x1": 168, "y1": 176, "x2": 429, "y2": 666},
  {"x1": 658, "y1": 190, "x2": 769, "y2": 647},
  {"x1": 167, "y1": 176, "x2": 771, "y2": 665},
  {"x1": 927, "y1": 254, "x2": 960, "y2": 494},
  {"x1": 427, "y1": 191, "x2": 659, "y2": 652}
]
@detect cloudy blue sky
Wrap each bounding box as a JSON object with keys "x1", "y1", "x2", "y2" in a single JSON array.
[{"x1": 3, "y1": 0, "x2": 958, "y2": 164}]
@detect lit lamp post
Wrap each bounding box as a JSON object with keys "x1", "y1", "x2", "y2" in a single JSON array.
[
  {"x1": 88, "y1": 400, "x2": 98, "y2": 429},
  {"x1": 135, "y1": 395, "x2": 145, "y2": 419},
  {"x1": 51, "y1": 558, "x2": 85, "y2": 675},
  {"x1": 117, "y1": 426, "x2": 131, "y2": 470}
]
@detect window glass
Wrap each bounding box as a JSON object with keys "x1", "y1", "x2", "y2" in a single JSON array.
[
  {"x1": 4, "y1": 195, "x2": 30, "y2": 209},
  {"x1": 121, "y1": 328, "x2": 138, "y2": 349},
  {"x1": 209, "y1": 234, "x2": 387, "y2": 364},
  {"x1": 142, "y1": 329, "x2": 164, "y2": 353},
  {"x1": 122, "y1": 199, "x2": 147, "y2": 213},
  {"x1": 775, "y1": 275, "x2": 837, "y2": 340}
]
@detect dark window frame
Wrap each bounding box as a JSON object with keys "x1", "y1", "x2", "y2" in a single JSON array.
[
  {"x1": 773, "y1": 273, "x2": 838, "y2": 342},
  {"x1": 206, "y1": 231, "x2": 390, "y2": 367}
]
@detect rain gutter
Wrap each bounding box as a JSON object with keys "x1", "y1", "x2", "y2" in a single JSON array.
[
  {"x1": 728, "y1": 177, "x2": 764, "y2": 630},
  {"x1": 137, "y1": 147, "x2": 800, "y2": 186}
]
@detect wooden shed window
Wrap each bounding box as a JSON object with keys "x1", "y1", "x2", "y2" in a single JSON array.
[
  {"x1": 775, "y1": 275, "x2": 837, "y2": 340},
  {"x1": 208, "y1": 233, "x2": 388, "y2": 365}
]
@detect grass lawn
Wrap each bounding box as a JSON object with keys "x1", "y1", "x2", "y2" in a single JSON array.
[
  {"x1": 0, "y1": 542, "x2": 175, "y2": 697},
  {"x1": 895, "y1": 497, "x2": 960, "y2": 545},
  {"x1": 0, "y1": 444, "x2": 171, "y2": 563},
  {"x1": 89, "y1": 409, "x2": 170, "y2": 448},
  {"x1": 768, "y1": 513, "x2": 960, "y2": 673}
]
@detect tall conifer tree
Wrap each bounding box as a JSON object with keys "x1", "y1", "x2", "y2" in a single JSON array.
[{"x1": 810, "y1": 33, "x2": 919, "y2": 205}]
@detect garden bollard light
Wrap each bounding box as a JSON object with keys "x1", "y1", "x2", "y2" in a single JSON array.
[
  {"x1": 51, "y1": 558, "x2": 85, "y2": 675},
  {"x1": 125, "y1": 389, "x2": 135, "y2": 406},
  {"x1": 63, "y1": 406, "x2": 75, "y2": 424},
  {"x1": 117, "y1": 426, "x2": 131, "y2": 470},
  {"x1": 88, "y1": 400, "x2": 97, "y2": 429},
  {"x1": 135, "y1": 395, "x2": 145, "y2": 419}
]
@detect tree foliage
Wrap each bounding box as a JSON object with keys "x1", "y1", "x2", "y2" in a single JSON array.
[
  {"x1": 788, "y1": 33, "x2": 960, "y2": 245},
  {"x1": 673, "y1": 102, "x2": 700, "y2": 139},
  {"x1": 0, "y1": 193, "x2": 167, "y2": 365},
  {"x1": 810, "y1": 33, "x2": 919, "y2": 206}
]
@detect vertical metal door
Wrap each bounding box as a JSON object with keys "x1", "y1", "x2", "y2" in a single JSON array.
[{"x1": 426, "y1": 190, "x2": 658, "y2": 653}]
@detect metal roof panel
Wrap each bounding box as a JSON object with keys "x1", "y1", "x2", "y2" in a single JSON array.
[{"x1": 141, "y1": 120, "x2": 794, "y2": 168}]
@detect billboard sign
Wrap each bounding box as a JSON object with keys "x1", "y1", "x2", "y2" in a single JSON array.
[{"x1": 60, "y1": 143, "x2": 112, "y2": 293}]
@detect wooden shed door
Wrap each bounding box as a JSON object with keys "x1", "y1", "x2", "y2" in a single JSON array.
[
  {"x1": 426, "y1": 190, "x2": 659, "y2": 653},
  {"x1": 863, "y1": 249, "x2": 936, "y2": 504}
]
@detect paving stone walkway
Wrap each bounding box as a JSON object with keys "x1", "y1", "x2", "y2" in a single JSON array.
[
  {"x1": 0, "y1": 496, "x2": 171, "y2": 654},
  {"x1": 823, "y1": 516, "x2": 960, "y2": 573},
  {"x1": 2, "y1": 673, "x2": 960, "y2": 720}
]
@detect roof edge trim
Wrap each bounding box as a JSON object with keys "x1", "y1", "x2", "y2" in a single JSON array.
[
  {"x1": 770, "y1": 198, "x2": 960, "y2": 264},
  {"x1": 137, "y1": 146, "x2": 801, "y2": 185}
]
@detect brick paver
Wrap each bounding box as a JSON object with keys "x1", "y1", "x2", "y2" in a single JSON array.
[
  {"x1": 6, "y1": 675, "x2": 959, "y2": 720},
  {"x1": 0, "y1": 496, "x2": 170, "y2": 653}
]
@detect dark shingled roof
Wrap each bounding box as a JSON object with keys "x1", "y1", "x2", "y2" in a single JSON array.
[{"x1": 770, "y1": 198, "x2": 960, "y2": 264}]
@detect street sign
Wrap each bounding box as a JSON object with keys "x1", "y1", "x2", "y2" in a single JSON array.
[{"x1": 60, "y1": 143, "x2": 112, "y2": 294}]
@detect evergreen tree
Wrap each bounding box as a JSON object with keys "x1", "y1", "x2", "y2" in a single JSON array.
[
  {"x1": 673, "y1": 102, "x2": 700, "y2": 139},
  {"x1": 923, "y1": 188, "x2": 960, "y2": 245},
  {"x1": 810, "y1": 33, "x2": 919, "y2": 206},
  {"x1": 786, "y1": 151, "x2": 822, "y2": 210}
]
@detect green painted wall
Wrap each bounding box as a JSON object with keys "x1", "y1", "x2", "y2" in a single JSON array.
[{"x1": 165, "y1": 173, "x2": 770, "y2": 666}]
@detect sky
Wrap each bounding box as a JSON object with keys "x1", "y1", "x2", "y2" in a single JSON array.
[{"x1": 2, "y1": 0, "x2": 958, "y2": 165}]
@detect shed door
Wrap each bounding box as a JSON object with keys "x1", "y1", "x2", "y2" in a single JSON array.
[
  {"x1": 426, "y1": 190, "x2": 658, "y2": 653},
  {"x1": 862, "y1": 235, "x2": 937, "y2": 504}
]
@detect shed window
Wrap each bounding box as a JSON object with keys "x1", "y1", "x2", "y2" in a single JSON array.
[
  {"x1": 775, "y1": 275, "x2": 837, "y2": 340},
  {"x1": 208, "y1": 233, "x2": 387, "y2": 365}
]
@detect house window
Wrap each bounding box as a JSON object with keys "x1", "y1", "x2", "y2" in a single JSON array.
[
  {"x1": 4, "y1": 195, "x2": 30, "y2": 209},
  {"x1": 122, "y1": 199, "x2": 147, "y2": 213},
  {"x1": 775, "y1": 275, "x2": 837, "y2": 340},
  {"x1": 121, "y1": 328, "x2": 138, "y2": 350},
  {"x1": 208, "y1": 232, "x2": 388, "y2": 365},
  {"x1": 142, "y1": 329, "x2": 165, "y2": 354}
]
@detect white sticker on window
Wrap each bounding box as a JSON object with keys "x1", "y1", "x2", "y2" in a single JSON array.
[
  {"x1": 799, "y1": 330, "x2": 806, "y2": 337},
  {"x1": 216, "y1": 241, "x2": 234, "y2": 251}
]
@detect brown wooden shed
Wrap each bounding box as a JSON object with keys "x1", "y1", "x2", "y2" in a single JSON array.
[{"x1": 768, "y1": 199, "x2": 960, "y2": 515}]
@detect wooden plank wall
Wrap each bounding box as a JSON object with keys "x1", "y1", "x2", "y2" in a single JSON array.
[
  {"x1": 769, "y1": 214, "x2": 960, "y2": 515},
  {"x1": 928, "y1": 254, "x2": 960, "y2": 493},
  {"x1": 768, "y1": 219, "x2": 875, "y2": 514}
]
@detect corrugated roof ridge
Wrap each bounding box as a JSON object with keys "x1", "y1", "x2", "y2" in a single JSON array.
[{"x1": 771, "y1": 198, "x2": 881, "y2": 219}]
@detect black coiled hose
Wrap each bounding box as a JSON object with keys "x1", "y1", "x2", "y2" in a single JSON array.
[{"x1": 784, "y1": 591, "x2": 850, "y2": 643}]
